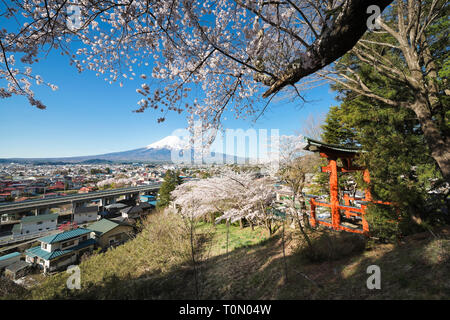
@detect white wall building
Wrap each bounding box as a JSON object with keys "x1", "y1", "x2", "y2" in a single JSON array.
[{"x1": 12, "y1": 213, "x2": 58, "y2": 235}]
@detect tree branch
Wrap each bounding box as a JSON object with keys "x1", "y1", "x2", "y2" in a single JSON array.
[{"x1": 262, "y1": 0, "x2": 393, "y2": 98}]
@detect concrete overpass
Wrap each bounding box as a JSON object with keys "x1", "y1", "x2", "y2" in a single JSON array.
[{"x1": 0, "y1": 184, "x2": 161, "y2": 217}]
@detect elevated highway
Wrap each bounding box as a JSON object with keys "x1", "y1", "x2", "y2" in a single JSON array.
[{"x1": 0, "y1": 184, "x2": 161, "y2": 216}]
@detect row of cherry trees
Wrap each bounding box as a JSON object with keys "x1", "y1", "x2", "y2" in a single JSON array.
[
  {"x1": 171, "y1": 168, "x2": 280, "y2": 236},
  {"x1": 96, "y1": 177, "x2": 134, "y2": 189}
]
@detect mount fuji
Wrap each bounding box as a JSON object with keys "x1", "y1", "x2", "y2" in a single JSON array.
[
  {"x1": 145, "y1": 135, "x2": 190, "y2": 150},
  {"x1": 1, "y1": 136, "x2": 245, "y2": 164}
]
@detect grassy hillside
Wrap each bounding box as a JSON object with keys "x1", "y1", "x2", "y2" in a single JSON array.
[{"x1": 2, "y1": 212, "x2": 449, "y2": 300}]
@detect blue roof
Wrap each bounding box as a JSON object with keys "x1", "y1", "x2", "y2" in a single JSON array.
[
  {"x1": 0, "y1": 251, "x2": 21, "y2": 261},
  {"x1": 38, "y1": 228, "x2": 92, "y2": 244},
  {"x1": 141, "y1": 195, "x2": 156, "y2": 199},
  {"x1": 26, "y1": 238, "x2": 96, "y2": 261}
]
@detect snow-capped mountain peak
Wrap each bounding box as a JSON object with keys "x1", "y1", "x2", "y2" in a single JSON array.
[{"x1": 146, "y1": 135, "x2": 189, "y2": 150}]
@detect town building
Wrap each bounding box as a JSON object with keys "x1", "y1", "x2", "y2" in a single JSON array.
[
  {"x1": 88, "y1": 219, "x2": 134, "y2": 249},
  {"x1": 25, "y1": 228, "x2": 95, "y2": 273},
  {"x1": 4, "y1": 261, "x2": 32, "y2": 280},
  {"x1": 120, "y1": 202, "x2": 154, "y2": 220},
  {"x1": 0, "y1": 251, "x2": 21, "y2": 271},
  {"x1": 120, "y1": 206, "x2": 143, "y2": 220},
  {"x1": 12, "y1": 213, "x2": 58, "y2": 236},
  {"x1": 73, "y1": 206, "x2": 98, "y2": 225}
]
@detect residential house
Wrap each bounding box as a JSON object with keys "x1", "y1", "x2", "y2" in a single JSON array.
[
  {"x1": 120, "y1": 202, "x2": 154, "y2": 220},
  {"x1": 138, "y1": 202, "x2": 155, "y2": 212},
  {"x1": 23, "y1": 186, "x2": 38, "y2": 195},
  {"x1": 78, "y1": 187, "x2": 93, "y2": 193},
  {"x1": 3, "y1": 188, "x2": 20, "y2": 198},
  {"x1": 1, "y1": 213, "x2": 18, "y2": 223},
  {"x1": 4, "y1": 261, "x2": 32, "y2": 280},
  {"x1": 0, "y1": 193, "x2": 11, "y2": 202},
  {"x1": 0, "y1": 252, "x2": 21, "y2": 271},
  {"x1": 12, "y1": 213, "x2": 58, "y2": 236},
  {"x1": 48, "y1": 181, "x2": 65, "y2": 191},
  {"x1": 100, "y1": 203, "x2": 128, "y2": 219},
  {"x1": 73, "y1": 206, "x2": 98, "y2": 225},
  {"x1": 25, "y1": 228, "x2": 95, "y2": 273},
  {"x1": 120, "y1": 206, "x2": 142, "y2": 219},
  {"x1": 88, "y1": 219, "x2": 134, "y2": 249}
]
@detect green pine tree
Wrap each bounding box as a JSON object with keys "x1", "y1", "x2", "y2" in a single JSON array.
[
  {"x1": 322, "y1": 56, "x2": 448, "y2": 239},
  {"x1": 157, "y1": 170, "x2": 182, "y2": 209}
]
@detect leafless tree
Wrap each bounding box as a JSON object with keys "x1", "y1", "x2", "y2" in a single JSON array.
[{"x1": 320, "y1": 0, "x2": 449, "y2": 180}]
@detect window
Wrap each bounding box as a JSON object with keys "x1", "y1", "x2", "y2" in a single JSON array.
[{"x1": 61, "y1": 240, "x2": 75, "y2": 248}]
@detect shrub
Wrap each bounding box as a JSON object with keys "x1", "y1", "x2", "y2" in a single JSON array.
[
  {"x1": 365, "y1": 203, "x2": 428, "y2": 242},
  {"x1": 299, "y1": 230, "x2": 367, "y2": 262}
]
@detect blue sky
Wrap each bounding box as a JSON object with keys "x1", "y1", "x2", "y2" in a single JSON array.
[{"x1": 0, "y1": 49, "x2": 337, "y2": 158}]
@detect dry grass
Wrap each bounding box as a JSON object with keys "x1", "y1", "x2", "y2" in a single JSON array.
[{"x1": 2, "y1": 213, "x2": 449, "y2": 300}]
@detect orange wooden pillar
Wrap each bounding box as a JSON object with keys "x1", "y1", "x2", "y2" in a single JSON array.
[
  {"x1": 363, "y1": 169, "x2": 372, "y2": 202},
  {"x1": 309, "y1": 198, "x2": 317, "y2": 227},
  {"x1": 361, "y1": 169, "x2": 372, "y2": 234},
  {"x1": 329, "y1": 158, "x2": 340, "y2": 230},
  {"x1": 361, "y1": 203, "x2": 370, "y2": 234}
]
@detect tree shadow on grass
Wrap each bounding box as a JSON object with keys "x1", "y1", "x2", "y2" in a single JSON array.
[
  {"x1": 279, "y1": 227, "x2": 450, "y2": 299},
  {"x1": 21, "y1": 227, "x2": 450, "y2": 300}
]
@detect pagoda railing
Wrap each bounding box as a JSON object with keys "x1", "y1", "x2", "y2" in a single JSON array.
[{"x1": 306, "y1": 195, "x2": 392, "y2": 235}]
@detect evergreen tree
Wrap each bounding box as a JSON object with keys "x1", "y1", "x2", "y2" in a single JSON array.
[
  {"x1": 322, "y1": 58, "x2": 448, "y2": 239},
  {"x1": 319, "y1": 1, "x2": 450, "y2": 239},
  {"x1": 157, "y1": 170, "x2": 182, "y2": 209},
  {"x1": 321, "y1": 106, "x2": 358, "y2": 147}
]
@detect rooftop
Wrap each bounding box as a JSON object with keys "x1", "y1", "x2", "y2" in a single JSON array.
[
  {"x1": 137, "y1": 202, "x2": 154, "y2": 210},
  {"x1": 303, "y1": 137, "x2": 363, "y2": 154},
  {"x1": 21, "y1": 213, "x2": 58, "y2": 224},
  {"x1": 88, "y1": 219, "x2": 127, "y2": 236},
  {"x1": 120, "y1": 206, "x2": 143, "y2": 215},
  {"x1": 0, "y1": 251, "x2": 21, "y2": 261},
  {"x1": 26, "y1": 238, "x2": 96, "y2": 261},
  {"x1": 5, "y1": 260, "x2": 30, "y2": 273},
  {"x1": 38, "y1": 228, "x2": 92, "y2": 244}
]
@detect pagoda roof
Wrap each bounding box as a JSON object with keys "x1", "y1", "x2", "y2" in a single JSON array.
[{"x1": 303, "y1": 137, "x2": 363, "y2": 156}]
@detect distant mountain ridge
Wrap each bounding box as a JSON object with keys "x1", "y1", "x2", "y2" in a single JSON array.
[{"x1": 0, "y1": 136, "x2": 246, "y2": 164}]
